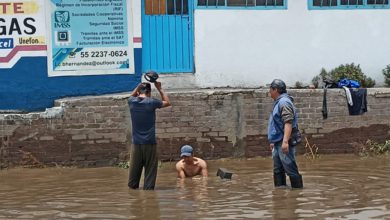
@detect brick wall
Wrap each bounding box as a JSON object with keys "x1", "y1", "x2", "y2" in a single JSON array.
[
  {"x1": 0, "y1": 95, "x2": 131, "y2": 168},
  {"x1": 1, "y1": 88, "x2": 389, "y2": 168}
]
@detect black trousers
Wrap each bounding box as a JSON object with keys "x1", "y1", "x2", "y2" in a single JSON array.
[{"x1": 128, "y1": 144, "x2": 158, "y2": 190}]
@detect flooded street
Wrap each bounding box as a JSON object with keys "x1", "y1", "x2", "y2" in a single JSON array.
[{"x1": 0, "y1": 154, "x2": 389, "y2": 219}]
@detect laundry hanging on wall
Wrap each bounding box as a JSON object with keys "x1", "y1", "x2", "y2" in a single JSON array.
[
  {"x1": 345, "y1": 88, "x2": 367, "y2": 115},
  {"x1": 322, "y1": 79, "x2": 368, "y2": 119}
]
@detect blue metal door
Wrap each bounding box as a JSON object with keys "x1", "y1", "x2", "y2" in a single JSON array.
[{"x1": 142, "y1": 0, "x2": 194, "y2": 73}]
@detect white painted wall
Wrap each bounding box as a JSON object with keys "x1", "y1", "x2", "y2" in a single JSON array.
[
  {"x1": 131, "y1": 0, "x2": 142, "y2": 48},
  {"x1": 194, "y1": 0, "x2": 390, "y2": 88}
]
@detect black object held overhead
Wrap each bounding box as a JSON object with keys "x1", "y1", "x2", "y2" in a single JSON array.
[
  {"x1": 217, "y1": 168, "x2": 233, "y2": 179},
  {"x1": 144, "y1": 71, "x2": 159, "y2": 83}
]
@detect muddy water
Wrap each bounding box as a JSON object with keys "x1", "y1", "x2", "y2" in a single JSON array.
[{"x1": 0, "y1": 155, "x2": 389, "y2": 219}]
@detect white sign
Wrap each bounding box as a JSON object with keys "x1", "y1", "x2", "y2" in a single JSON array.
[{"x1": 46, "y1": 0, "x2": 135, "y2": 76}]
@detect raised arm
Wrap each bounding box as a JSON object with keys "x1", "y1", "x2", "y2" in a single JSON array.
[
  {"x1": 154, "y1": 82, "x2": 171, "y2": 108},
  {"x1": 130, "y1": 83, "x2": 142, "y2": 97}
]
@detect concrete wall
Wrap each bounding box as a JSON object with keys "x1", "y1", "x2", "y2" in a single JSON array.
[
  {"x1": 0, "y1": 95, "x2": 131, "y2": 168},
  {"x1": 193, "y1": 1, "x2": 390, "y2": 87},
  {"x1": 1, "y1": 88, "x2": 389, "y2": 168}
]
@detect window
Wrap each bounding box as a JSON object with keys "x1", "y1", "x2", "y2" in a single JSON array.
[
  {"x1": 367, "y1": 0, "x2": 389, "y2": 4},
  {"x1": 197, "y1": 0, "x2": 287, "y2": 9},
  {"x1": 310, "y1": 0, "x2": 390, "y2": 9},
  {"x1": 145, "y1": 0, "x2": 188, "y2": 15},
  {"x1": 313, "y1": 0, "x2": 337, "y2": 6},
  {"x1": 340, "y1": 0, "x2": 363, "y2": 5}
]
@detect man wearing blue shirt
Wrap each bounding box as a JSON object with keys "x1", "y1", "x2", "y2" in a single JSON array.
[
  {"x1": 128, "y1": 79, "x2": 171, "y2": 190},
  {"x1": 268, "y1": 79, "x2": 303, "y2": 189}
]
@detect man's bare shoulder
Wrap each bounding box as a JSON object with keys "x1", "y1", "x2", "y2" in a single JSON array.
[
  {"x1": 193, "y1": 157, "x2": 207, "y2": 167},
  {"x1": 175, "y1": 160, "x2": 184, "y2": 169}
]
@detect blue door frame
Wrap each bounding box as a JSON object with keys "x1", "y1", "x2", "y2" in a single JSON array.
[{"x1": 141, "y1": 0, "x2": 194, "y2": 73}]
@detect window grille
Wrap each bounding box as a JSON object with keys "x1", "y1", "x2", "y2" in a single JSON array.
[
  {"x1": 310, "y1": 0, "x2": 389, "y2": 9},
  {"x1": 197, "y1": 0, "x2": 287, "y2": 9},
  {"x1": 145, "y1": 0, "x2": 188, "y2": 15}
]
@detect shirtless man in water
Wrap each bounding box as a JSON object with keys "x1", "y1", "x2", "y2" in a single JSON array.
[{"x1": 176, "y1": 145, "x2": 208, "y2": 178}]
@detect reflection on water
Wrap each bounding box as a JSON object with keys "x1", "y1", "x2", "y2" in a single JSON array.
[{"x1": 0, "y1": 155, "x2": 389, "y2": 219}]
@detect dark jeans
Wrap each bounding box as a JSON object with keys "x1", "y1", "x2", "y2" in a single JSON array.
[
  {"x1": 128, "y1": 144, "x2": 158, "y2": 190},
  {"x1": 272, "y1": 142, "x2": 300, "y2": 177}
]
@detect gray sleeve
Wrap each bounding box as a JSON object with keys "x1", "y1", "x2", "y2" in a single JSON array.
[{"x1": 281, "y1": 104, "x2": 294, "y2": 124}]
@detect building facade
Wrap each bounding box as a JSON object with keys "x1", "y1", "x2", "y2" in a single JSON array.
[{"x1": 1, "y1": 0, "x2": 390, "y2": 111}]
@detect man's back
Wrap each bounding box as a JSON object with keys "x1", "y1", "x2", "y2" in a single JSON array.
[{"x1": 128, "y1": 96, "x2": 162, "y2": 144}]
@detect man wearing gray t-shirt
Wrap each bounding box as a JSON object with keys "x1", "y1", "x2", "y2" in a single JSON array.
[{"x1": 128, "y1": 79, "x2": 171, "y2": 190}]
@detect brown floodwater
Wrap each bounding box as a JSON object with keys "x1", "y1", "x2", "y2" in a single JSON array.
[{"x1": 0, "y1": 154, "x2": 389, "y2": 220}]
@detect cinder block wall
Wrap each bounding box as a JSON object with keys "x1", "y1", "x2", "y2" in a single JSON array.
[
  {"x1": 156, "y1": 88, "x2": 390, "y2": 160},
  {"x1": 0, "y1": 95, "x2": 131, "y2": 168},
  {"x1": 1, "y1": 88, "x2": 389, "y2": 168}
]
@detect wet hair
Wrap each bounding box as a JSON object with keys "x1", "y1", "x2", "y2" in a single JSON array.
[
  {"x1": 270, "y1": 79, "x2": 287, "y2": 94},
  {"x1": 139, "y1": 82, "x2": 151, "y2": 94}
]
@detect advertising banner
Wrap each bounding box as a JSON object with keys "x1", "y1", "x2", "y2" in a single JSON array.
[
  {"x1": 47, "y1": 0, "x2": 134, "y2": 76},
  {"x1": 0, "y1": 0, "x2": 47, "y2": 68}
]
